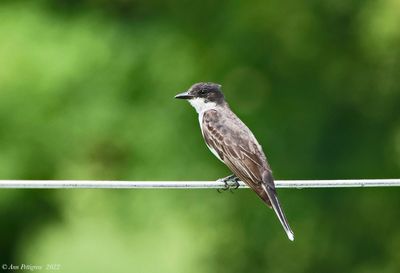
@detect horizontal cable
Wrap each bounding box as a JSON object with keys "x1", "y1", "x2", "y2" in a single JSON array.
[{"x1": 0, "y1": 179, "x2": 399, "y2": 189}]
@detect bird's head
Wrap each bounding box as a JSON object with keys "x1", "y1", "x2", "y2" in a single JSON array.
[{"x1": 175, "y1": 82, "x2": 225, "y2": 113}]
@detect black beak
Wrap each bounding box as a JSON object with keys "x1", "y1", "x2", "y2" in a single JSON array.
[{"x1": 175, "y1": 91, "x2": 194, "y2": 100}]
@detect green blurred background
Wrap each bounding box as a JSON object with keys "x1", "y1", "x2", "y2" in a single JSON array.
[{"x1": 1, "y1": 0, "x2": 400, "y2": 272}]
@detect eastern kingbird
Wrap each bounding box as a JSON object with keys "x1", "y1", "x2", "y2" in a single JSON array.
[{"x1": 175, "y1": 82, "x2": 294, "y2": 241}]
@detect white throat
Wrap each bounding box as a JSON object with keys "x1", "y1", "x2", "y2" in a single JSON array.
[{"x1": 188, "y1": 98, "x2": 217, "y2": 114}]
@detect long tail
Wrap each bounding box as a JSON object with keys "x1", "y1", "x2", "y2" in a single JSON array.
[{"x1": 262, "y1": 171, "x2": 294, "y2": 241}]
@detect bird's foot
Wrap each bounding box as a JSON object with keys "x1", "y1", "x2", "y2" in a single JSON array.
[{"x1": 217, "y1": 174, "x2": 241, "y2": 193}]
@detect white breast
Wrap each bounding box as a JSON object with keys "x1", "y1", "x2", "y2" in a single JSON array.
[
  {"x1": 188, "y1": 98, "x2": 217, "y2": 129},
  {"x1": 189, "y1": 98, "x2": 224, "y2": 163}
]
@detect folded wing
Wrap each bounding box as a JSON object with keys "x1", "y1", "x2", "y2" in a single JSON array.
[
  {"x1": 202, "y1": 109, "x2": 294, "y2": 241},
  {"x1": 202, "y1": 109, "x2": 273, "y2": 206}
]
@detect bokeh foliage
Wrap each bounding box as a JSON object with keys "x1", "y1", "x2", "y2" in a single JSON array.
[{"x1": 0, "y1": 0, "x2": 400, "y2": 272}]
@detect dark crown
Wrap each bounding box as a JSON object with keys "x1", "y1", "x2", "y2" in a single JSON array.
[{"x1": 189, "y1": 82, "x2": 225, "y2": 103}]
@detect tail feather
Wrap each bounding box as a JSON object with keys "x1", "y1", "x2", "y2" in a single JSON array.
[
  {"x1": 262, "y1": 183, "x2": 294, "y2": 241},
  {"x1": 261, "y1": 172, "x2": 294, "y2": 241}
]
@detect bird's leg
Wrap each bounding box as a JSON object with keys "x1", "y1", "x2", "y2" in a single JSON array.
[{"x1": 217, "y1": 174, "x2": 241, "y2": 193}]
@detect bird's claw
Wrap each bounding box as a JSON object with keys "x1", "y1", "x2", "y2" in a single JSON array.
[{"x1": 217, "y1": 175, "x2": 240, "y2": 193}]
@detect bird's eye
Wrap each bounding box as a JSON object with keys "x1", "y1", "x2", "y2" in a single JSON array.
[{"x1": 199, "y1": 89, "x2": 206, "y2": 95}]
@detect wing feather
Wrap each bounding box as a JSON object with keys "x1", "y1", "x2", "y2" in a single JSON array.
[
  {"x1": 202, "y1": 110, "x2": 269, "y2": 192},
  {"x1": 201, "y1": 109, "x2": 294, "y2": 240}
]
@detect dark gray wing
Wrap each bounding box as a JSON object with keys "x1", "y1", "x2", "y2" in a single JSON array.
[
  {"x1": 202, "y1": 109, "x2": 273, "y2": 204},
  {"x1": 202, "y1": 109, "x2": 294, "y2": 241}
]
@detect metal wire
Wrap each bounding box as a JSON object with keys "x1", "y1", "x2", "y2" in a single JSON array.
[{"x1": 0, "y1": 179, "x2": 399, "y2": 189}]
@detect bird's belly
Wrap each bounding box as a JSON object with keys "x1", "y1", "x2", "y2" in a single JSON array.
[{"x1": 205, "y1": 142, "x2": 224, "y2": 163}]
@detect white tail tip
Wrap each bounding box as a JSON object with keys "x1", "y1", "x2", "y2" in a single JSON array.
[{"x1": 287, "y1": 231, "x2": 295, "y2": 241}]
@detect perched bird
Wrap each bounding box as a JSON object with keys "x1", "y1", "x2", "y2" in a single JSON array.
[{"x1": 175, "y1": 82, "x2": 294, "y2": 241}]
